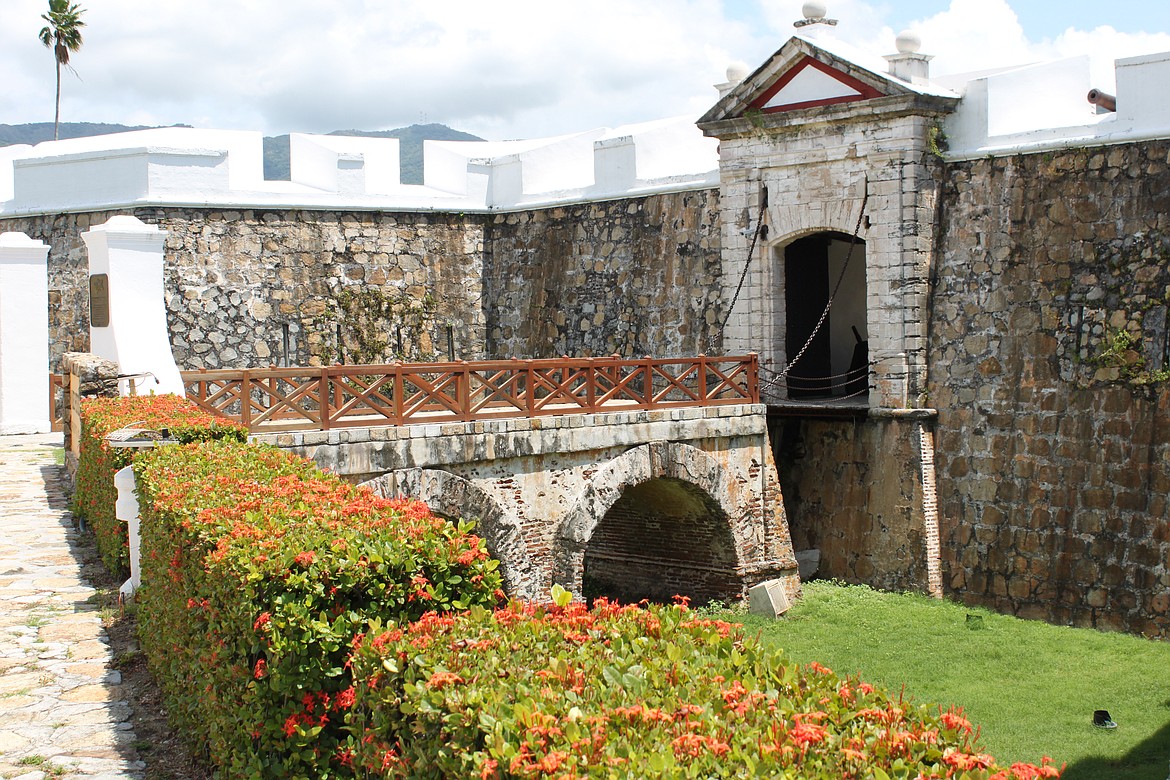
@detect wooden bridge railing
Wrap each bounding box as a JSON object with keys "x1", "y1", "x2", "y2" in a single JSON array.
[{"x1": 179, "y1": 354, "x2": 759, "y2": 433}]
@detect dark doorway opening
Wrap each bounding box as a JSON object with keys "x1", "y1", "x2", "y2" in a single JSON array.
[{"x1": 783, "y1": 232, "x2": 868, "y2": 399}]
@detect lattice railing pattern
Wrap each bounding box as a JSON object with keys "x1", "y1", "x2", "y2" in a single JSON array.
[{"x1": 180, "y1": 355, "x2": 759, "y2": 433}]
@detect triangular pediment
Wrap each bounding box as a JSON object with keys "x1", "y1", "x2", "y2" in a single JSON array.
[
  {"x1": 698, "y1": 36, "x2": 953, "y2": 130},
  {"x1": 750, "y1": 56, "x2": 880, "y2": 113}
]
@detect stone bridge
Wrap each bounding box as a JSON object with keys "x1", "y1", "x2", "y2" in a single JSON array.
[{"x1": 252, "y1": 404, "x2": 800, "y2": 605}]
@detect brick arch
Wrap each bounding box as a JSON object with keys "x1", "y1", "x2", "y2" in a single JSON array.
[
  {"x1": 359, "y1": 468, "x2": 540, "y2": 600},
  {"x1": 552, "y1": 441, "x2": 746, "y2": 601}
]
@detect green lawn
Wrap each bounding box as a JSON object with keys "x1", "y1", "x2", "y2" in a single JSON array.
[{"x1": 723, "y1": 582, "x2": 1170, "y2": 779}]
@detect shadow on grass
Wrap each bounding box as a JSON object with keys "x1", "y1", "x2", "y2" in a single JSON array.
[{"x1": 1062, "y1": 714, "x2": 1170, "y2": 780}]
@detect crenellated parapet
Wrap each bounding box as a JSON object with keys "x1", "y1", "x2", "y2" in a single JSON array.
[{"x1": 0, "y1": 118, "x2": 718, "y2": 216}]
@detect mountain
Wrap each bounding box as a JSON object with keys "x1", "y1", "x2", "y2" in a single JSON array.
[
  {"x1": 0, "y1": 122, "x2": 191, "y2": 146},
  {"x1": 263, "y1": 124, "x2": 484, "y2": 184},
  {"x1": 1, "y1": 122, "x2": 483, "y2": 186}
]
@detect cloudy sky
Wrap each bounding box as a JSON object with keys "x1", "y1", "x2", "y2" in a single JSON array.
[{"x1": 3, "y1": 0, "x2": 1170, "y2": 141}]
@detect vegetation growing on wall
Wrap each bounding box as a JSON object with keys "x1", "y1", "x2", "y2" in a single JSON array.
[
  {"x1": 308, "y1": 287, "x2": 442, "y2": 365},
  {"x1": 1085, "y1": 326, "x2": 1170, "y2": 389}
]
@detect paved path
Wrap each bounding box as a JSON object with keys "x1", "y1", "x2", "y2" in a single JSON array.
[{"x1": 0, "y1": 434, "x2": 143, "y2": 780}]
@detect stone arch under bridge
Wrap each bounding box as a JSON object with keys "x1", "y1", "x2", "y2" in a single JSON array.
[
  {"x1": 263, "y1": 405, "x2": 801, "y2": 605},
  {"x1": 553, "y1": 441, "x2": 746, "y2": 605},
  {"x1": 360, "y1": 468, "x2": 541, "y2": 600}
]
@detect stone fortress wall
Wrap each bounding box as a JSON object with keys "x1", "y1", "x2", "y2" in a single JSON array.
[
  {"x1": 0, "y1": 192, "x2": 723, "y2": 372},
  {"x1": 772, "y1": 139, "x2": 1170, "y2": 638},
  {"x1": 930, "y1": 141, "x2": 1170, "y2": 637}
]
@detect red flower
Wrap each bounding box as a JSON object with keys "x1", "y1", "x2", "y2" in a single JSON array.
[
  {"x1": 940, "y1": 709, "x2": 974, "y2": 735},
  {"x1": 789, "y1": 721, "x2": 828, "y2": 747},
  {"x1": 294, "y1": 551, "x2": 316, "y2": 567},
  {"x1": 427, "y1": 671, "x2": 463, "y2": 690},
  {"x1": 333, "y1": 686, "x2": 356, "y2": 710},
  {"x1": 943, "y1": 750, "x2": 995, "y2": 771},
  {"x1": 253, "y1": 658, "x2": 267, "y2": 679}
]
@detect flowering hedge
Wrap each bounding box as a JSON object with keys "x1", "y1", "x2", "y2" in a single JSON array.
[
  {"x1": 132, "y1": 440, "x2": 504, "y2": 779},
  {"x1": 348, "y1": 593, "x2": 1062, "y2": 779},
  {"x1": 71, "y1": 394, "x2": 247, "y2": 575}
]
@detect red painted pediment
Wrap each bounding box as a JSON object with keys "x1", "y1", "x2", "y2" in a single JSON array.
[
  {"x1": 698, "y1": 36, "x2": 948, "y2": 130},
  {"x1": 748, "y1": 55, "x2": 883, "y2": 114}
]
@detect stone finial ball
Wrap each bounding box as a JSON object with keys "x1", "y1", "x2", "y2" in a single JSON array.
[
  {"x1": 895, "y1": 29, "x2": 922, "y2": 54},
  {"x1": 726, "y1": 61, "x2": 750, "y2": 83},
  {"x1": 802, "y1": 1, "x2": 828, "y2": 20}
]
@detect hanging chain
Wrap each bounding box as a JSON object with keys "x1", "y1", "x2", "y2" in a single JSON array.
[
  {"x1": 708, "y1": 180, "x2": 870, "y2": 397},
  {"x1": 709, "y1": 212, "x2": 766, "y2": 354},
  {"x1": 760, "y1": 185, "x2": 870, "y2": 393}
]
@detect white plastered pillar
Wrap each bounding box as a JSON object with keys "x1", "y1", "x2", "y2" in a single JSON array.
[
  {"x1": 0, "y1": 232, "x2": 51, "y2": 433},
  {"x1": 82, "y1": 216, "x2": 184, "y2": 396}
]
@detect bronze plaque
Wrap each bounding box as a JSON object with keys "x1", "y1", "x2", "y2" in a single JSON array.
[{"x1": 89, "y1": 274, "x2": 110, "y2": 328}]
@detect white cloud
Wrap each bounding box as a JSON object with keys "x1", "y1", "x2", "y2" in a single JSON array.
[{"x1": 1, "y1": 0, "x2": 1169, "y2": 140}]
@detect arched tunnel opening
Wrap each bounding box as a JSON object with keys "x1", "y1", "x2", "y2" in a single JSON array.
[{"x1": 582, "y1": 477, "x2": 741, "y2": 606}]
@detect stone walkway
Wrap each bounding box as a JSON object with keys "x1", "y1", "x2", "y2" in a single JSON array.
[{"x1": 0, "y1": 434, "x2": 143, "y2": 780}]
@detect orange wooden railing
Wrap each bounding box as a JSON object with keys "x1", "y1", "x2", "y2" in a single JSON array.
[
  {"x1": 179, "y1": 355, "x2": 759, "y2": 433},
  {"x1": 49, "y1": 373, "x2": 66, "y2": 432}
]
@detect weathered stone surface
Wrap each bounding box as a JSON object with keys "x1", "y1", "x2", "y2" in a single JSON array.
[
  {"x1": 2, "y1": 191, "x2": 721, "y2": 373},
  {"x1": 775, "y1": 416, "x2": 934, "y2": 594},
  {"x1": 932, "y1": 141, "x2": 1170, "y2": 639},
  {"x1": 484, "y1": 191, "x2": 722, "y2": 359}
]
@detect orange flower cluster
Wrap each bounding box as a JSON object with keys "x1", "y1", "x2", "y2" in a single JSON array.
[{"x1": 346, "y1": 599, "x2": 1064, "y2": 780}]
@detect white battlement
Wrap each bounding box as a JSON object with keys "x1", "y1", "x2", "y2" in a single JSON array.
[
  {"x1": 0, "y1": 118, "x2": 718, "y2": 217},
  {"x1": 941, "y1": 49, "x2": 1170, "y2": 159}
]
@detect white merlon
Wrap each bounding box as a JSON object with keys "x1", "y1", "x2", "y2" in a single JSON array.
[
  {"x1": 941, "y1": 50, "x2": 1170, "y2": 160},
  {"x1": 0, "y1": 232, "x2": 50, "y2": 434},
  {"x1": 83, "y1": 216, "x2": 185, "y2": 397},
  {"x1": 0, "y1": 117, "x2": 718, "y2": 218}
]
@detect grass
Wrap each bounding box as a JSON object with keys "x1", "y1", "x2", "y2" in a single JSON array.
[
  {"x1": 724, "y1": 582, "x2": 1170, "y2": 779},
  {"x1": 51, "y1": 446, "x2": 65, "y2": 466}
]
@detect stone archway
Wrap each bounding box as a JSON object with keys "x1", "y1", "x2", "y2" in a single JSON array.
[
  {"x1": 553, "y1": 441, "x2": 748, "y2": 604},
  {"x1": 360, "y1": 468, "x2": 540, "y2": 599}
]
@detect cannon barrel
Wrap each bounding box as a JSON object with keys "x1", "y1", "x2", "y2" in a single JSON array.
[{"x1": 1087, "y1": 88, "x2": 1116, "y2": 112}]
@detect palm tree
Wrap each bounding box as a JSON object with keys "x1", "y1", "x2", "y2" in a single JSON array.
[{"x1": 38, "y1": 0, "x2": 86, "y2": 141}]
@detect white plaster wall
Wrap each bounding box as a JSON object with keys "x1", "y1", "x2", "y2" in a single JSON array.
[
  {"x1": 517, "y1": 130, "x2": 604, "y2": 197},
  {"x1": 289, "y1": 134, "x2": 401, "y2": 195},
  {"x1": 0, "y1": 232, "x2": 50, "y2": 433},
  {"x1": 15, "y1": 148, "x2": 155, "y2": 211},
  {"x1": 593, "y1": 117, "x2": 719, "y2": 191},
  {"x1": 1116, "y1": 50, "x2": 1170, "y2": 128},
  {"x1": 83, "y1": 216, "x2": 185, "y2": 397},
  {"x1": 986, "y1": 57, "x2": 1094, "y2": 137},
  {"x1": 0, "y1": 145, "x2": 32, "y2": 204},
  {"x1": 1, "y1": 123, "x2": 717, "y2": 217}
]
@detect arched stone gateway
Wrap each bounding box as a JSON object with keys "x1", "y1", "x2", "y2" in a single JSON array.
[
  {"x1": 359, "y1": 468, "x2": 541, "y2": 600},
  {"x1": 555, "y1": 441, "x2": 761, "y2": 605}
]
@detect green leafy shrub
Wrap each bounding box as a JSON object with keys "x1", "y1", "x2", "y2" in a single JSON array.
[
  {"x1": 132, "y1": 440, "x2": 504, "y2": 779},
  {"x1": 349, "y1": 593, "x2": 1062, "y2": 779},
  {"x1": 71, "y1": 394, "x2": 247, "y2": 575}
]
